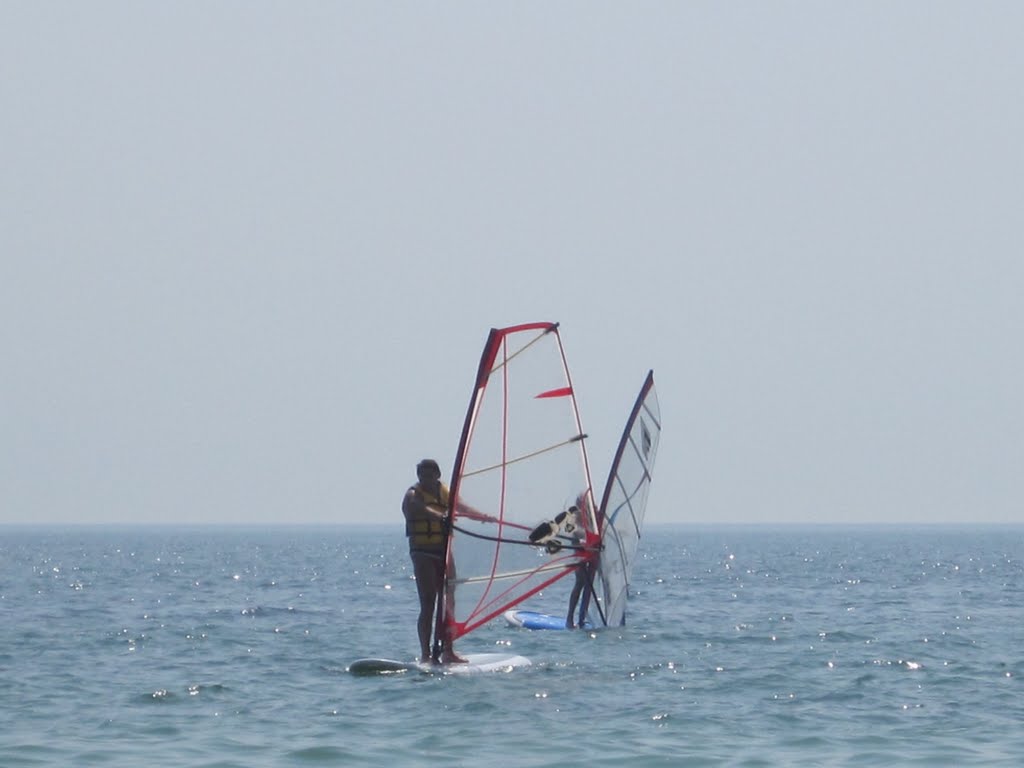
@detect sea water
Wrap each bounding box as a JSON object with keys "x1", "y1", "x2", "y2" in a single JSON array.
[{"x1": 1, "y1": 524, "x2": 1022, "y2": 767}]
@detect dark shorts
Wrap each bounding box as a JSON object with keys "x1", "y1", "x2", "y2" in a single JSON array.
[
  {"x1": 409, "y1": 549, "x2": 443, "y2": 562},
  {"x1": 409, "y1": 549, "x2": 455, "y2": 581}
]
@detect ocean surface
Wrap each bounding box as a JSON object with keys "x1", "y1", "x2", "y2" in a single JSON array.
[{"x1": 2, "y1": 524, "x2": 1022, "y2": 767}]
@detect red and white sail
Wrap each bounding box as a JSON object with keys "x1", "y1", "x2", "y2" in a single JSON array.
[{"x1": 440, "y1": 323, "x2": 598, "y2": 647}]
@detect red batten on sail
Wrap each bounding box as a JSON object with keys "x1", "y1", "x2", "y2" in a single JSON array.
[{"x1": 535, "y1": 386, "x2": 573, "y2": 399}]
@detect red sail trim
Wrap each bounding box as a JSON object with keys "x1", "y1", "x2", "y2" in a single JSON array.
[
  {"x1": 451, "y1": 556, "x2": 583, "y2": 640},
  {"x1": 497, "y1": 321, "x2": 558, "y2": 335},
  {"x1": 535, "y1": 386, "x2": 573, "y2": 399},
  {"x1": 439, "y1": 328, "x2": 503, "y2": 660},
  {"x1": 474, "y1": 328, "x2": 504, "y2": 390},
  {"x1": 474, "y1": 323, "x2": 558, "y2": 389}
]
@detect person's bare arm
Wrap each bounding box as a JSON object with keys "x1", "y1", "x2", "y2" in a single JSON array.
[{"x1": 455, "y1": 499, "x2": 498, "y2": 524}]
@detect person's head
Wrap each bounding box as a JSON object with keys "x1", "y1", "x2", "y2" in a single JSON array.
[{"x1": 416, "y1": 458, "x2": 442, "y2": 483}]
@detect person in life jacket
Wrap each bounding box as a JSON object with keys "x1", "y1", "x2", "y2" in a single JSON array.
[{"x1": 401, "y1": 458, "x2": 496, "y2": 663}]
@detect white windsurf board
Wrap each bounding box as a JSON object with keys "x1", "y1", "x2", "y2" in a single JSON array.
[{"x1": 347, "y1": 652, "x2": 531, "y2": 676}]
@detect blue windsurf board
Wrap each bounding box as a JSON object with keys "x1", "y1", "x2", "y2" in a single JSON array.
[{"x1": 504, "y1": 609, "x2": 593, "y2": 630}]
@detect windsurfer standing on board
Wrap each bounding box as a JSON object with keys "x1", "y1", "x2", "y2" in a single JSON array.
[
  {"x1": 566, "y1": 491, "x2": 596, "y2": 629},
  {"x1": 402, "y1": 458, "x2": 496, "y2": 664}
]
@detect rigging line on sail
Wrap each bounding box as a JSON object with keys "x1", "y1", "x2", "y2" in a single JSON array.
[
  {"x1": 608, "y1": 475, "x2": 648, "y2": 522},
  {"x1": 450, "y1": 517, "x2": 532, "y2": 532},
  {"x1": 485, "y1": 323, "x2": 558, "y2": 378},
  {"x1": 461, "y1": 434, "x2": 587, "y2": 479},
  {"x1": 608, "y1": 472, "x2": 653, "y2": 541},
  {"x1": 450, "y1": 523, "x2": 597, "y2": 553},
  {"x1": 451, "y1": 561, "x2": 578, "y2": 585},
  {"x1": 640, "y1": 400, "x2": 662, "y2": 432}
]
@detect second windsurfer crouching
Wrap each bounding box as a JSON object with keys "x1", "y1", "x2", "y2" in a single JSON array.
[{"x1": 402, "y1": 458, "x2": 497, "y2": 664}]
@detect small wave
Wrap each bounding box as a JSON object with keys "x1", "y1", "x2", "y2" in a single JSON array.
[
  {"x1": 0, "y1": 742, "x2": 69, "y2": 767},
  {"x1": 285, "y1": 745, "x2": 362, "y2": 762},
  {"x1": 138, "y1": 683, "x2": 228, "y2": 703},
  {"x1": 238, "y1": 605, "x2": 304, "y2": 617},
  {"x1": 140, "y1": 688, "x2": 177, "y2": 703}
]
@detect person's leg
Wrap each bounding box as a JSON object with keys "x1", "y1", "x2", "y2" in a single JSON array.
[
  {"x1": 412, "y1": 553, "x2": 440, "y2": 661},
  {"x1": 566, "y1": 567, "x2": 585, "y2": 628},
  {"x1": 438, "y1": 554, "x2": 467, "y2": 663}
]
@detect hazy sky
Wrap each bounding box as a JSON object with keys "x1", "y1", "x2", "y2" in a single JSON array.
[{"x1": 3, "y1": 3, "x2": 1021, "y2": 526}]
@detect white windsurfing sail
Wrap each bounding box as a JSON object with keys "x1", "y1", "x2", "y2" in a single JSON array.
[
  {"x1": 437, "y1": 322, "x2": 598, "y2": 655},
  {"x1": 582, "y1": 370, "x2": 661, "y2": 627}
]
